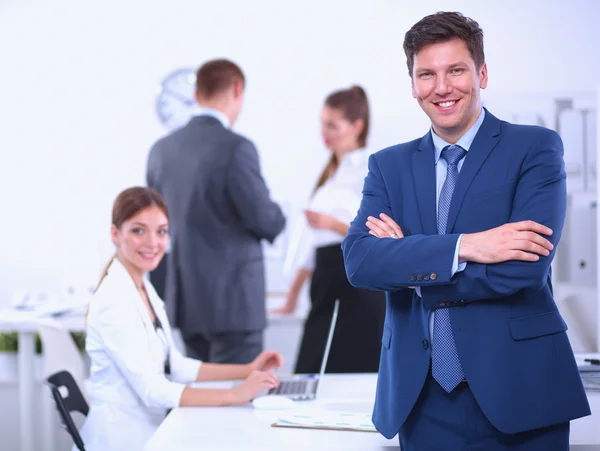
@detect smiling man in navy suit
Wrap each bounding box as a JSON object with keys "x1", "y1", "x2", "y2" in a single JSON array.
[{"x1": 342, "y1": 11, "x2": 590, "y2": 451}]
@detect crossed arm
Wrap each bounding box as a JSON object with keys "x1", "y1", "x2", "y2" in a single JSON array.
[{"x1": 342, "y1": 132, "x2": 566, "y2": 307}]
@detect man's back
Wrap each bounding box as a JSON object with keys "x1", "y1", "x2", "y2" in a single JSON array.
[{"x1": 147, "y1": 115, "x2": 285, "y2": 337}]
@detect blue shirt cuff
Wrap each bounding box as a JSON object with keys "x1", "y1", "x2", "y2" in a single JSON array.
[{"x1": 452, "y1": 234, "x2": 467, "y2": 275}]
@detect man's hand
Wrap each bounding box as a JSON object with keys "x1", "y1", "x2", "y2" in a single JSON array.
[
  {"x1": 460, "y1": 220, "x2": 553, "y2": 264},
  {"x1": 366, "y1": 213, "x2": 404, "y2": 239},
  {"x1": 249, "y1": 350, "x2": 284, "y2": 372}
]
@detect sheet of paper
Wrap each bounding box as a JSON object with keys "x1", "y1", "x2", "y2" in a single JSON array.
[{"x1": 276, "y1": 409, "x2": 376, "y2": 432}]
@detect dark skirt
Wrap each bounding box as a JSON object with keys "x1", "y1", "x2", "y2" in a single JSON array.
[{"x1": 294, "y1": 243, "x2": 386, "y2": 374}]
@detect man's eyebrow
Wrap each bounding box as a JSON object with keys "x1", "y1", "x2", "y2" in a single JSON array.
[{"x1": 448, "y1": 62, "x2": 469, "y2": 68}]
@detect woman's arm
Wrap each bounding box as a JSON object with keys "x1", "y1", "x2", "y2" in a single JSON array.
[
  {"x1": 195, "y1": 362, "x2": 251, "y2": 381},
  {"x1": 330, "y1": 219, "x2": 350, "y2": 236},
  {"x1": 196, "y1": 350, "x2": 284, "y2": 382},
  {"x1": 305, "y1": 210, "x2": 349, "y2": 236},
  {"x1": 270, "y1": 268, "x2": 312, "y2": 315},
  {"x1": 182, "y1": 350, "x2": 285, "y2": 406},
  {"x1": 179, "y1": 370, "x2": 279, "y2": 406}
]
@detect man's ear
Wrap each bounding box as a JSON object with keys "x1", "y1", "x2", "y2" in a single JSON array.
[
  {"x1": 479, "y1": 62, "x2": 488, "y2": 90},
  {"x1": 410, "y1": 72, "x2": 417, "y2": 99},
  {"x1": 232, "y1": 78, "x2": 244, "y2": 99}
]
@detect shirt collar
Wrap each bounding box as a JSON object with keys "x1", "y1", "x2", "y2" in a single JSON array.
[
  {"x1": 431, "y1": 108, "x2": 485, "y2": 163},
  {"x1": 194, "y1": 107, "x2": 231, "y2": 129},
  {"x1": 340, "y1": 147, "x2": 368, "y2": 168}
]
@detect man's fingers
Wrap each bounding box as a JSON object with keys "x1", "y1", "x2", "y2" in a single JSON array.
[
  {"x1": 367, "y1": 216, "x2": 396, "y2": 238},
  {"x1": 511, "y1": 220, "x2": 553, "y2": 236},
  {"x1": 379, "y1": 213, "x2": 404, "y2": 238},
  {"x1": 515, "y1": 231, "x2": 553, "y2": 252},
  {"x1": 366, "y1": 218, "x2": 388, "y2": 238},
  {"x1": 522, "y1": 231, "x2": 554, "y2": 251},
  {"x1": 509, "y1": 250, "x2": 540, "y2": 262},
  {"x1": 514, "y1": 240, "x2": 550, "y2": 257}
]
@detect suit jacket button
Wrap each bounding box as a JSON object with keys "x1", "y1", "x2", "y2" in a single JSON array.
[
  {"x1": 422, "y1": 339, "x2": 429, "y2": 349},
  {"x1": 459, "y1": 300, "x2": 465, "y2": 304},
  {"x1": 410, "y1": 275, "x2": 417, "y2": 282},
  {"x1": 438, "y1": 301, "x2": 445, "y2": 307},
  {"x1": 430, "y1": 273, "x2": 438, "y2": 280},
  {"x1": 424, "y1": 274, "x2": 430, "y2": 281},
  {"x1": 417, "y1": 274, "x2": 424, "y2": 281}
]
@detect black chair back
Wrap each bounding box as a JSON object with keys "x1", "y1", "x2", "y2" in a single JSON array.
[{"x1": 47, "y1": 370, "x2": 89, "y2": 451}]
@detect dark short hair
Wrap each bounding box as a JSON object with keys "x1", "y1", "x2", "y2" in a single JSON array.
[
  {"x1": 195, "y1": 59, "x2": 245, "y2": 99},
  {"x1": 403, "y1": 11, "x2": 484, "y2": 75}
]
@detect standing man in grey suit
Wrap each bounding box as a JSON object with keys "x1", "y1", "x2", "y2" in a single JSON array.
[{"x1": 147, "y1": 59, "x2": 286, "y2": 364}]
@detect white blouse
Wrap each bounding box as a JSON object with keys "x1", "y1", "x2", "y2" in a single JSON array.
[
  {"x1": 296, "y1": 148, "x2": 371, "y2": 271},
  {"x1": 78, "y1": 258, "x2": 201, "y2": 450}
]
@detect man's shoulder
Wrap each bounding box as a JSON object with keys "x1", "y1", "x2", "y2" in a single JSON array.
[
  {"x1": 148, "y1": 126, "x2": 188, "y2": 154},
  {"x1": 150, "y1": 120, "x2": 254, "y2": 154}
]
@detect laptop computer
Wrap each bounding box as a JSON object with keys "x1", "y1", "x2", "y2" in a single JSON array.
[{"x1": 267, "y1": 299, "x2": 340, "y2": 401}]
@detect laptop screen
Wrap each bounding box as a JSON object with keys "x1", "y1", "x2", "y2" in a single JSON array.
[{"x1": 317, "y1": 299, "x2": 340, "y2": 378}]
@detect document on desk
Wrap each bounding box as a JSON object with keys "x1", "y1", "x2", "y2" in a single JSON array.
[
  {"x1": 579, "y1": 365, "x2": 600, "y2": 391},
  {"x1": 272, "y1": 409, "x2": 378, "y2": 433}
]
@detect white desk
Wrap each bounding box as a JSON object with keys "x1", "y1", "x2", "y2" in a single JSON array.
[
  {"x1": 0, "y1": 308, "x2": 85, "y2": 451},
  {"x1": 145, "y1": 374, "x2": 600, "y2": 450}
]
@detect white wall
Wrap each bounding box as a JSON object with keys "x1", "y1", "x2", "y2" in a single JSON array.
[{"x1": 0, "y1": 0, "x2": 599, "y2": 305}]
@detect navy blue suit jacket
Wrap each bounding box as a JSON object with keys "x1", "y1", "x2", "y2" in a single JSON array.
[{"x1": 342, "y1": 110, "x2": 590, "y2": 438}]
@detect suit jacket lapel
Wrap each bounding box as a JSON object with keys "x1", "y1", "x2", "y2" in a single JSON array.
[
  {"x1": 446, "y1": 110, "x2": 502, "y2": 233},
  {"x1": 412, "y1": 132, "x2": 438, "y2": 235}
]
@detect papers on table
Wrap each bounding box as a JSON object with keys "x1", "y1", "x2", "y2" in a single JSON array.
[
  {"x1": 579, "y1": 365, "x2": 600, "y2": 392},
  {"x1": 272, "y1": 409, "x2": 377, "y2": 433}
]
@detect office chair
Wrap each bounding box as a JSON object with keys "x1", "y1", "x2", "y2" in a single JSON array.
[{"x1": 47, "y1": 370, "x2": 89, "y2": 451}]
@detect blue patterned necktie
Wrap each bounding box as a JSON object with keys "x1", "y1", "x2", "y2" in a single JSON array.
[{"x1": 432, "y1": 144, "x2": 467, "y2": 392}]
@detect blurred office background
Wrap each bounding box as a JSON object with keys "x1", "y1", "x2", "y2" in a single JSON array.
[{"x1": 0, "y1": 0, "x2": 598, "y2": 449}]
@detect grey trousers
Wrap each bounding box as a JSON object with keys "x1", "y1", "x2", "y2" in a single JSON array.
[{"x1": 183, "y1": 330, "x2": 263, "y2": 364}]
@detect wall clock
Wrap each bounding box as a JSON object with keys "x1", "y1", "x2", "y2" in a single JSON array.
[{"x1": 156, "y1": 68, "x2": 197, "y2": 130}]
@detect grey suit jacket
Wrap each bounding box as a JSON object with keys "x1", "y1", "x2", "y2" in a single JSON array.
[{"x1": 146, "y1": 115, "x2": 286, "y2": 335}]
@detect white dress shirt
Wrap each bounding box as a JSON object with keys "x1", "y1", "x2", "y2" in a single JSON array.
[
  {"x1": 295, "y1": 148, "x2": 371, "y2": 271},
  {"x1": 194, "y1": 106, "x2": 231, "y2": 128},
  {"x1": 77, "y1": 258, "x2": 201, "y2": 451}
]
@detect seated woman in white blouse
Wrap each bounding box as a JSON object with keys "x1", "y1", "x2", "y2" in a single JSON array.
[
  {"x1": 78, "y1": 187, "x2": 282, "y2": 451},
  {"x1": 272, "y1": 86, "x2": 386, "y2": 374}
]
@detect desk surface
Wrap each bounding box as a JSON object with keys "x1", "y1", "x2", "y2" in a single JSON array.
[
  {"x1": 0, "y1": 308, "x2": 86, "y2": 332},
  {"x1": 145, "y1": 374, "x2": 600, "y2": 451},
  {"x1": 0, "y1": 306, "x2": 300, "y2": 333}
]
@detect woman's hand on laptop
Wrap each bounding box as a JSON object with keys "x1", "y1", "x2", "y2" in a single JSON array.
[
  {"x1": 231, "y1": 370, "x2": 279, "y2": 404},
  {"x1": 249, "y1": 350, "x2": 284, "y2": 373}
]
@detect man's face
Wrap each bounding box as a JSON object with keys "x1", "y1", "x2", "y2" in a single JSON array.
[{"x1": 411, "y1": 38, "x2": 488, "y2": 143}]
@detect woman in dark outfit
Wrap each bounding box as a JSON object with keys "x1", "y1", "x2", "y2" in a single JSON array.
[{"x1": 271, "y1": 86, "x2": 386, "y2": 373}]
